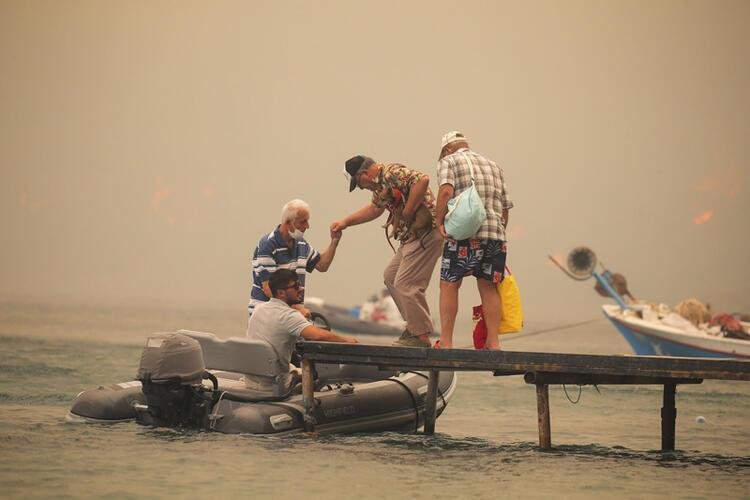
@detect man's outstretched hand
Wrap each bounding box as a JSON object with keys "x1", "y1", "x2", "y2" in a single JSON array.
[{"x1": 329, "y1": 220, "x2": 347, "y2": 234}]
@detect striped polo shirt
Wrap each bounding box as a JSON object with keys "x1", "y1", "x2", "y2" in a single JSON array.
[{"x1": 248, "y1": 226, "x2": 321, "y2": 316}]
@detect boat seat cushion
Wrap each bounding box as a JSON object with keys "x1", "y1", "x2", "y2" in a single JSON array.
[{"x1": 177, "y1": 330, "x2": 285, "y2": 377}]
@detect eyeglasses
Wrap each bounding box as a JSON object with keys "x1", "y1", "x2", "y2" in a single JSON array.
[{"x1": 282, "y1": 282, "x2": 301, "y2": 291}]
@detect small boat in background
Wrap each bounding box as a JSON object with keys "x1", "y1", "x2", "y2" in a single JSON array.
[
  {"x1": 601, "y1": 304, "x2": 750, "y2": 358},
  {"x1": 305, "y1": 294, "x2": 405, "y2": 337},
  {"x1": 550, "y1": 247, "x2": 750, "y2": 359}
]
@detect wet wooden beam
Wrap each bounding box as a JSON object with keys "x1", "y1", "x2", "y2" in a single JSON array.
[
  {"x1": 661, "y1": 383, "x2": 677, "y2": 451},
  {"x1": 423, "y1": 370, "x2": 440, "y2": 435},
  {"x1": 301, "y1": 358, "x2": 316, "y2": 433},
  {"x1": 536, "y1": 384, "x2": 551, "y2": 449}
]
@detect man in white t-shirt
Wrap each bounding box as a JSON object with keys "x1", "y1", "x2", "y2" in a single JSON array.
[{"x1": 247, "y1": 269, "x2": 357, "y2": 375}]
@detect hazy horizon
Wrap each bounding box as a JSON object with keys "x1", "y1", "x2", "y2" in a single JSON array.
[{"x1": 2, "y1": 1, "x2": 749, "y2": 328}]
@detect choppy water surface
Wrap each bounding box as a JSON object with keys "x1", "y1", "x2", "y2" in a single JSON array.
[{"x1": 1, "y1": 302, "x2": 748, "y2": 499}]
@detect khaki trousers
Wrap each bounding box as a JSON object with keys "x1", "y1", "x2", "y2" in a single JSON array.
[{"x1": 383, "y1": 229, "x2": 443, "y2": 336}]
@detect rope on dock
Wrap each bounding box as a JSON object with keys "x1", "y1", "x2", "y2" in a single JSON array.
[{"x1": 562, "y1": 384, "x2": 582, "y2": 404}]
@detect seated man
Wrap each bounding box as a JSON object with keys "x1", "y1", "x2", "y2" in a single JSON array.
[{"x1": 246, "y1": 269, "x2": 357, "y2": 391}]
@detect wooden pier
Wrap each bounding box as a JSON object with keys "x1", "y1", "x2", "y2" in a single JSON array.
[{"x1": 297, "y1": 342, "x2": 750, "y2": 451}]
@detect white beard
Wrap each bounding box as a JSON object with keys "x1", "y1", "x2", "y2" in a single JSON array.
[{"x1": 289, "y1": 228, "x2": 305, "y2": 241}]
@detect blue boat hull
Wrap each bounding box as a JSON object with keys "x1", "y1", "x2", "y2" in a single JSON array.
[{"x1": 605, "y1": 312, "x2": 747, "y2": 358}]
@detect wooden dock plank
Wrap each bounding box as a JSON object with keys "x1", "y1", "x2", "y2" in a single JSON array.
[
  {"x1": 297, "y1": 341, "x2": 750, "y2": 451},
  {"x1": 297, "y1": 342, "x2": 750, "y2": 381}
]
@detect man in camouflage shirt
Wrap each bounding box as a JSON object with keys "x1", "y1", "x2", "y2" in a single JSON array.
[{"x1": 330, "y1": 155, "x2": 443, "y2": 347}]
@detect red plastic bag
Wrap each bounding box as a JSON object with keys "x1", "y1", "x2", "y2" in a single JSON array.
[{"x1": 472, "y1": 305, "x2": 488, "y2": 349}]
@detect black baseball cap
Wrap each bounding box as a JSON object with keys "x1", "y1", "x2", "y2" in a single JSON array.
[{"x1": 344, "y1": 155, "x2": 375, "y2": 192}]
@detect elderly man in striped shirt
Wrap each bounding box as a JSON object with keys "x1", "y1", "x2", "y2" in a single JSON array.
[
  {"x1": 435, "y1": 131, "x2": 514, "y2": 350},
  {"x1": 248, "y1": 199, "x2": 342, "y2": 326}
]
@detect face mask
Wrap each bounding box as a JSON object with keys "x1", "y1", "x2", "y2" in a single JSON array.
[{"x1": 289, "y1": 227, "x2": 305, "y2": 241}]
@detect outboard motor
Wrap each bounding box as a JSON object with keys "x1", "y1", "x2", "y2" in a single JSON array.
[{"x1": 135, "y1": 333, "x2": 218, "y2": 429}]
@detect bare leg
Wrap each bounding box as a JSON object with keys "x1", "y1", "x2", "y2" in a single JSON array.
[
  {"x1": 477, "y1": 278, "x2": 501, "y2": 350},
  {"x1": 439, "y1": 279, "x2": 462, "y2": 348}
]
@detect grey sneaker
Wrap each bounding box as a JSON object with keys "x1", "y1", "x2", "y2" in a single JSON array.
[{"x1": 392, "y1": 335, "x2": 431, "y2": 348}]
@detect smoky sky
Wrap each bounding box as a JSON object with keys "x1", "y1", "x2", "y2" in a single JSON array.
[{"x1": 1, "y1": 1, "x2": 749, "y2": 327}]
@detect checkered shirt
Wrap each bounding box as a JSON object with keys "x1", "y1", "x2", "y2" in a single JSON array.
[{"x1": 437, "y1": 148, "x2": 514, "y2": 241}]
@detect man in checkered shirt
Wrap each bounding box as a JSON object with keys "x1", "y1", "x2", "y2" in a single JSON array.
[{"x1": 435, "y1": 131, "x2": 514, "y2": 349}]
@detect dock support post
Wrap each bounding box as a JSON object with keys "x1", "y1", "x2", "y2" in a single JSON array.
[
  {"x1": 301, "y1": 358, "x2": 316, "y2": 433},
  {"x1": 661, "y1": 383, "x2": 677, "y2": 451},
  {"x1": 423, "y1": 370, "x2": 440, "y2": 435},
  {"x1": 536, "y1": 383, "x2": 551, "y2": 449}
]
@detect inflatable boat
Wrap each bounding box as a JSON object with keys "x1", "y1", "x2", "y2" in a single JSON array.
[{"x1": 67, "y1": 330, "x2": 457, "y2": 435}]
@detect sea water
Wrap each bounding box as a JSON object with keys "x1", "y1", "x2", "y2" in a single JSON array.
[{"x1": 1, "y1": 302, "x2": 748, "y2": 499}]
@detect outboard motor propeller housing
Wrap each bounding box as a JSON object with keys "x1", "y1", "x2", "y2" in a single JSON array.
[{"x1": 135, "y1": 333, "x2": 218, "y2": 429}]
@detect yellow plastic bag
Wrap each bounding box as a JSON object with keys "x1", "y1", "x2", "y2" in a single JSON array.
[
  {"x1": 498, "y1": 267, "x2": 523, "y2": 334},
  {"x1": 472, "y1": 268, "x2": 524, "y2": 348}
]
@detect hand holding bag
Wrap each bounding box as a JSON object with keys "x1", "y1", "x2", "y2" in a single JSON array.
[{"x1": 444, "y1": 154, "x2": 487, "y2": 240}]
